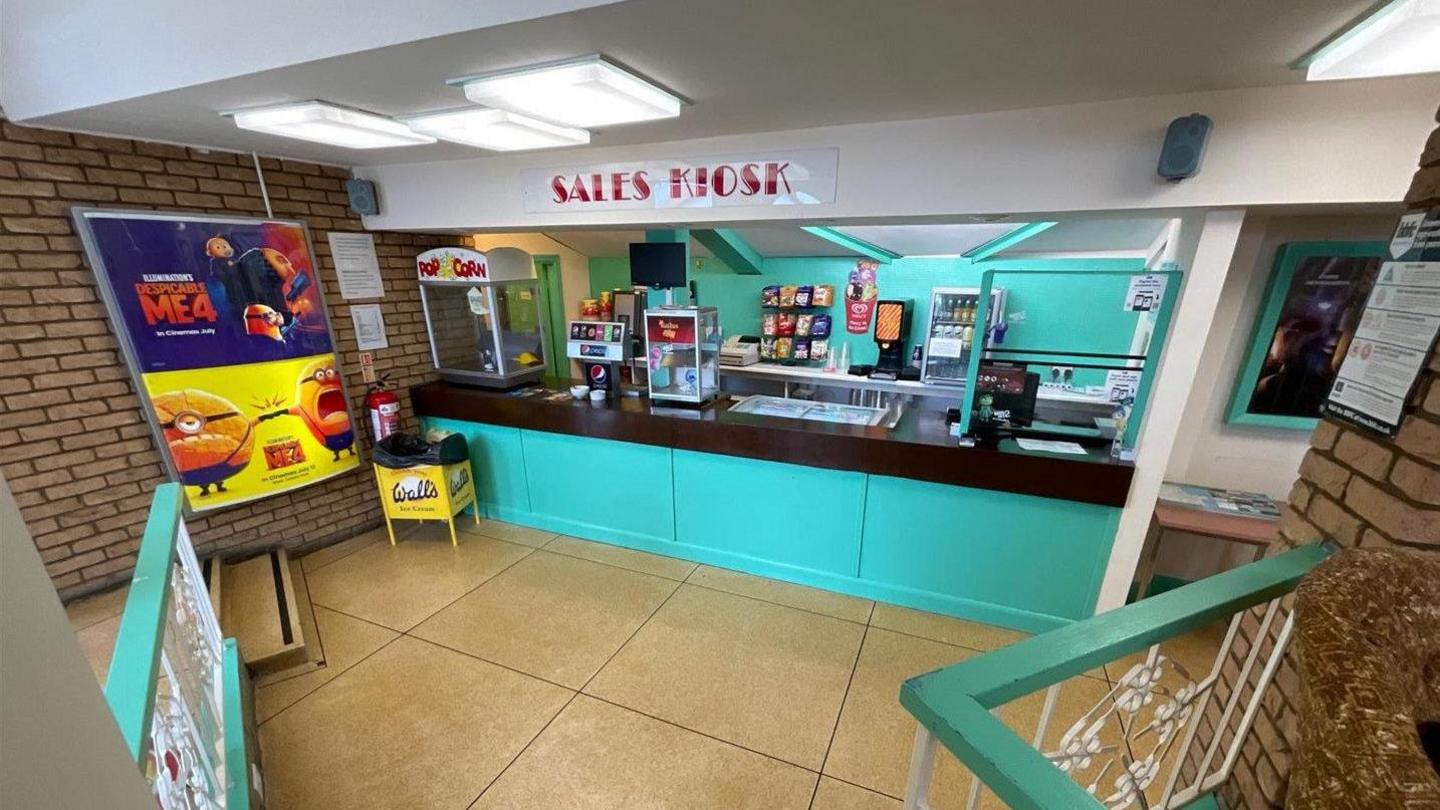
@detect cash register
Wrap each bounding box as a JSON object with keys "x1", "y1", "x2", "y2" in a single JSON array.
[{"x1": 719, "y1": 335, "x2": 760, "y2": 367}]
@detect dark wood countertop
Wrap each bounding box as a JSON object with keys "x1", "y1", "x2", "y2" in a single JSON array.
[{"x1": 412, "y1": 380, "x2": 1134, "y2": 507}]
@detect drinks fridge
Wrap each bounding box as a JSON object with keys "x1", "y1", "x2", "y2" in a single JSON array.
[
  {"x1": 644, "y1": 306, "x2": 721, "y2": 404},
  {"x1": 920, "y1": 287, "x2": 1007, "y2": 386}
]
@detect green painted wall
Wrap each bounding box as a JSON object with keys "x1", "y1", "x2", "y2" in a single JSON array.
[{"x1": 588, "y1": 253, "x2": 1146, "y2": 386}]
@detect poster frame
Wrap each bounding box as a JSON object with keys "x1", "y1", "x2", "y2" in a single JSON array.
[
  {"x1": 1225, "y1": 240, "x2": 1386, "y2": 430},
  {"x1": 71, "y1": 207, "x2": 360, "y2": 515}
]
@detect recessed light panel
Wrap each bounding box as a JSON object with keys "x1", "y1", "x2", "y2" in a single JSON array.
[
  {"x1": 1303, "y1": 0, "x2": 1440, "y2": 81},
  {"x1": 229, "y1": 101, "x2": 435, "y2": 149},
  {"x1": 403, "y1": 108, "x2": 590, "y2": 151},
  {"x1": 456, "y1": 56, "x2": 682, "y2": 128}
]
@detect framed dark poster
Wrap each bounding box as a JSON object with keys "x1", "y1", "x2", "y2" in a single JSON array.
[{"x1": 1227, "y1": 242, "x2": 1385, "y2": 429}]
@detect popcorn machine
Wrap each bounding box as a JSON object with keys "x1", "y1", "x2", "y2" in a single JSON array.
[
  {"x1": 417, "y1": 247, "x2": 548, "y2": 389},
  {"x1": 644, "y1": 306, "x2": 721, "y2": 405}
]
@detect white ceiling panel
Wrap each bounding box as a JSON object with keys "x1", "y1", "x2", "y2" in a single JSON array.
[
  {"x1": 10, "y1": 0, "x2": 1381, "y2": 166},
  {"x1": 997, "y1": 218, "x2": 1171, "y2": 256},
  {"x1": 831, "y1": 223, "x2": 1024, "y2": 257}
]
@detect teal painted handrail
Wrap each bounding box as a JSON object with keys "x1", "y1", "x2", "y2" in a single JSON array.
[
  {"x1": 103, "y1": 482, "x2": 184, "y2": 764},
  {"x1": 899, "y1": 543, "x2": 1331, "y2": 808},
  {"x1": 223, "y1": 638, "x2": 252, "y2": 810}
]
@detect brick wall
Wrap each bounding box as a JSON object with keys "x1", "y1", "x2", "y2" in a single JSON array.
[
  {"x1": 0, "y1": 115, "x2": 466, "y2": 600},
  {"x1": 1218, "y1": 105, "x2": 1440, "y2": 809}
]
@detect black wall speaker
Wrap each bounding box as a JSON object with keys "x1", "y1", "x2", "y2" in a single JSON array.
[
  {"x1": 345, "y1": 178, "x2": 380, "y2": 216},
  {"x1": 1157, "y1": 114, "x2": 1213, "y2": 182}
]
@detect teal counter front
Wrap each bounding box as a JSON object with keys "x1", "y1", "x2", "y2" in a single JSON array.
[{"x1": 415, "y1": 382, "x2": 1130, "y2": 633}]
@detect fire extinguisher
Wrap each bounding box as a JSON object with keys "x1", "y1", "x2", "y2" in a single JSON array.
[{"x1": 366, "y1": 377, "x2": 401, "y2": 443}]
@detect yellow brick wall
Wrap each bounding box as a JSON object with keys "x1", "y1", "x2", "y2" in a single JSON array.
[{"x1": 0, "y1": 116, "x2": 468, "y2": 600}]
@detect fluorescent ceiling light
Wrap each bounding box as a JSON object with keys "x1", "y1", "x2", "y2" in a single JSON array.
[
  {"x1": 402, "y1": 108, "x2": 589, "y2": 151},
  {"x1": 453, "y1": 55, "x2": 682, "y2": 128},
  {"x1": 227, "y1": 101, "x2": 435, "y2": 149},
  {"x1": 1299, "y1": 0, "x2": 1440, "y2": 81}
]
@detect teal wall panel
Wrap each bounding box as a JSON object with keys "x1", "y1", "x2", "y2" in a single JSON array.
[
  {"x1": 672, "y1": 450, "x2": 866, "y2": 576},
  {"x1": 520, "y1": 429, "x2": 676, "y2": 544},
  {"x1": 423, "y1": 418, "x2": 1123, "y2": 631},
  {"x1": 422, "y1": 417, "x2": 530, "y2": 519},
  {"x1": 588, "y1": 256, "x2": 634, "y2": 297},
  {"x1": 590, "y1": 254, "x2": 1143, "y2": 386},
  {"x1": 859, "y1": 475, "x2": 1118, "y2": 621}
]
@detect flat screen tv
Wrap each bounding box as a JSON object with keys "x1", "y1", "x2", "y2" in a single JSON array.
[{"x1": 629, "y1": 242, "x2": 687, "y2": 289}]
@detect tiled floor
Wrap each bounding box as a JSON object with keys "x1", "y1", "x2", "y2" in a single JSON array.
[{"x1": 63, "y1": 519, "x2": 1226, "y2": 810}]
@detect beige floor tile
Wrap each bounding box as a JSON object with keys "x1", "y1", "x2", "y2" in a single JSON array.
[
  {"x1": 299, "y1": 527, "x2": 387, "y2": 573},
  {"x1": 259, "y1": 635, "x2": 571, "y2": 810},
  {"x1": 412, "y1": 551, "x2": 679, "y2": 689},
  {"x1": 305, "y1": 533, "x2": 532, "y2": 630},
  {"x1": 811, "y1": 778, "x2": 902, "y2": 810},
  {"x1": 688, "y1": 565, "x2": 872, "y2": 624},
  {"x1": 254, "y1": 607, "x2": 399, "y2": 723},
  {"x1": 474, "y1": 695, "x2": 816, "y2": 810},
  {"x1": 543, "y1": 534, "x2": 698, "y2": 581},
  {"x1": 869, "y1": 603, "x2": 1029, "y2": 652},
  {"x1": 824, "y1": 628, "x2": 977, "y2": 807},
  {"x1": 75, "y1": 613, "x2": 122, "y2": 686},
  {"x1": 826, "y1": 626, "x2": 1126, "y2": 809},
  {"x1": 463, "y1": 518, "x2": 557, "y2": 548},
  {"x1": 65, "y1": 585, "x2": 129, "y2": 632},
  {"x1": 584, "y1": 585, "x2": 863, "y2": 770}
]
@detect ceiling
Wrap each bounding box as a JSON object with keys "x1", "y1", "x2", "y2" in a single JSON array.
[
  {"x1": 17, "y1": 0, "x2": 1381, "y2": 166},
  {"x1": 540, "y1": 217, "x2": 1171, "y2": 260}
]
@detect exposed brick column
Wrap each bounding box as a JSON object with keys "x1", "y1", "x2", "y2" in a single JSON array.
[
  {"x1": 0, "y1": 114, "x2": 468, "y2": 599},
  {"x1": 1219, "y1": 104, "x2": 1440, "y2": 810}
]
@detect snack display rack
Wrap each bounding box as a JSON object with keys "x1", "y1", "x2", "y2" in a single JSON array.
[{"x1": 758, "y1": 283, "x2": 836, "y2": 366}]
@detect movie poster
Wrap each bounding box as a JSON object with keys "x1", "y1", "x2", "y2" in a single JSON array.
[
  {"x1": 1245, "y1": 254, "x2": 1380, "y2": 419},
  {"x1": 75, "y1": 211, "x2": 359, "y2": 512}
]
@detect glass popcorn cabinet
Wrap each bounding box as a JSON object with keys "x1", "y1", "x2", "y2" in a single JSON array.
[
  {"x1": 643, "y1": 306, "x2": 721, "y2": 405},
  {"x1": 417, "y1": 246, "x2": 548, "y2": 389}
]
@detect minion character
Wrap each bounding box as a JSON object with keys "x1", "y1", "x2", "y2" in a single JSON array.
[
  {"x1": 205, "y1": 237, "x2": 235, "y2": 265},
  {"x1": 260, "y1": 359, "x2": 355, "y2": 461},
  {"x1": 243, "y1": 304, "x2": 285, "y2": 341},
  {"x1": 153, "y1": 389, "x2": 256, "y2": 496}
]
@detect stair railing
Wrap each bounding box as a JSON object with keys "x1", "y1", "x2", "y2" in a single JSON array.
[
  {"x1": 898, "y1": 543, "x2": 1331, "y2": 810},
  {"x1": 103, "y1": 482, "x2": 253, "y2": 809}
]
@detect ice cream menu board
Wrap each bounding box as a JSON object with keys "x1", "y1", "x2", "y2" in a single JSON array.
[
  {"x1": 1323, "y1": 209, "x2": 1440, "y2": 437},
  {"x1": 74, "y1": 210, "x2": 360, "y2": 512}
]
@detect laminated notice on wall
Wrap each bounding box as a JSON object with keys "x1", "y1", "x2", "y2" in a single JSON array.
[
  {"x1": 1124, "y1": 274, "x2": 1167, "y2": 312},
  {"x1": 1323, "y1": 260, "x2": 1440, "y2": 437}
]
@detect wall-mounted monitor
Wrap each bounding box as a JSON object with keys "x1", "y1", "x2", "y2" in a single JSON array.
[{"x1": 629, "y1": 242, "x2": 687, "y2": 289}]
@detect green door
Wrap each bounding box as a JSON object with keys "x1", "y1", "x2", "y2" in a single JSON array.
[{"x1": 533, "y1": 256, "x2": 569, "y2": 379}]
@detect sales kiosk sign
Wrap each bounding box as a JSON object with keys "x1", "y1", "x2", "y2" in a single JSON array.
[
  {"x1": 73, "y1": 210, "x2": 360, "y2": 513},
  {"x1": 523, "y1": 148, "x2": 838, "y2": 212}
]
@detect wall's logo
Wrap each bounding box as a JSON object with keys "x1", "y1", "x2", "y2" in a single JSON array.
[
  {"x1": 448, "y1": 467, "x2": 470, "y2": 496},
  {"x1": 392, "y1": 475, "x2": 439, "y2": 502}
]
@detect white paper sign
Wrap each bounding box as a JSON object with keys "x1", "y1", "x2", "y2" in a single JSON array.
[
  {"x1": 349, "y1": 304, "x2": 388, "y2": 351},
  {"x1": 328, "y1": 232, "x2": 384, "y2": 299},
  {"x1": 1124, "y1": 274, "x2": 1167, "y2": 312},
  {"x1": 1104, "y1": 369, "x2": 1142, "y2": 402},
  {"x1": 1324, "y1": 261, "x2": 1440, "y2": 436},
  {"x1": 1015, "y1": 438, "x2": 1089, "y2": 455},
  {"x1": 522, "y1": 149, "x2": 838, "y2": 213}
]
